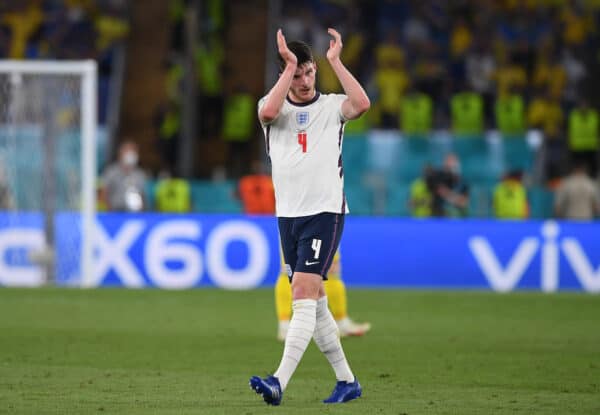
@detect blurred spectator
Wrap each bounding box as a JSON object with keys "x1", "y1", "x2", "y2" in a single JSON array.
[
  {"x1": 450, "y1": 84, "x2": 484, "y2": 137},
  {"x1": 0, "y1": 0, "x2": 128, "y2": 126},
  {"x1": 492, "y1": 51, "x2": 527, "y2": 100},
  {"x1": 493, "y1": 170, "x2": 529, "y2": 219},
  {"x1": 154, "y1": 167, "x2": 191, "y2": 213},
  {"x1": 408, "y1": 164, "x2": 433, "y2": 217},
  {"x1": 165, "y1": 52, "x2": 184, "y2": 101},
  {"x1": 237, "y1": 160, "x2": 275, "y2": 215},
  {"x1": 554, "y1": 162, "x2": 600, "y2": 220},
  {"x1": 410, "y1": 41, "x2": 446, "y2": 115},
  {"x1": 400, "y1": 85, "x2": 433, "y2": 138},
  {"x1": 222, "y1": 85, "x2": 255, "y2": 178},
  {"x1": 465, "y1": 37, "x2": 496, "y2": 124},
  {"x1": 568, "y1": 98, "x2": 599, "y2": 177},
  {"x1": 561, "y1": 49, "x2": 587, "y2": 106},
  {"x1": 2, "y1": 1, "x2": 43, "y2": 59},
  {"x1": 528, "y1": 89, "x2": 567, "y2": 184},
  {"x1": 495, "y1": 85, "x2": 526, "y2": 138},
  {"x1": 154, "y1": 98, "x2": 181, "y2": 170},
  {"x1": 450, "y1": 16, "x2": 472, "y2": 59},
  {"x1": 560, "y1": 1, "x2": 592, "y2": 49},
  {"x1": 373, "y1": 31, "x2": 409, "y2": 128},
  {"x1": 94, "y1": 2, "x2": 129, "y2": 54},
  {"x1": 531, "y1": 48, "x2": 566, "y2": 101},
  {"x1": 0, "y1": 163, "x2": 14, "y2": 210},
  {"x1": 195, "y1": 34, "x2": 224, "y2": 139},
  {"x1": 100, "y1": 140, "x2": 147, "y2": 212},
  {"x1": 430, "y1": 153, "x2": 469, "y2": 217}
]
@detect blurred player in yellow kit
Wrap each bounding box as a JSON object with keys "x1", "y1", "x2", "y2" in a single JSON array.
[{"x1": 275, "y1": 250, "x2": 371, "y2": 341}]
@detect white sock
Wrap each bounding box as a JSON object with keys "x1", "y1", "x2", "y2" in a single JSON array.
[
  {"x1": 313, "y1": 296, "x2": 355, "y2": 383},
  {"x1": 274, "y1": 299, "x2": 317, "y2": 390}
]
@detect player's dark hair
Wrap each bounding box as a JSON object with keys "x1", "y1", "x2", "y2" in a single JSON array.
[{"x1": 278, "y1": 40, "x2": 313, "y2": 72}]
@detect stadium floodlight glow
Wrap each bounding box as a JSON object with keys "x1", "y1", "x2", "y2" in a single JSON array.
[{"x1": 0, "y1": 60, "x2": 97, "y2": 288}]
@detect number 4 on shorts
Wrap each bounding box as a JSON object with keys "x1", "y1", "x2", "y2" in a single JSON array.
[{"x1": 311, "y1": 238, "x2": 322, "y2": 259}]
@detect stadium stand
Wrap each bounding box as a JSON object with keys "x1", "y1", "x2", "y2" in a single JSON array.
[{"x1": 4, "y1": 0, "x2": 599, "y2": 219}]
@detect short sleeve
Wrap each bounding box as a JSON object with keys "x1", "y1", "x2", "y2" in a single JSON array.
[
  {"x1": 333, "y1": 94, "x2": 348, "y2": 122},
  {"x1": 257, "y1": 95, "x2": 271, "y2": 126}
]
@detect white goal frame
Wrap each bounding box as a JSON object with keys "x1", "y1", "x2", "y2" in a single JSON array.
[{"x1": 0, "y1": 60, "x2": 97, "y2": 287}]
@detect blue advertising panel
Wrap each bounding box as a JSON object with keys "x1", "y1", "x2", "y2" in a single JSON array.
[
  {"x1": 341, "y1": 217, "x2": 600, "y2": 292},
  {"x1": 0, "y1": 213, "x2": 599, "y2": 292},
  {"x1": 82, "y1": 213, "x2": 281, "y2": 289}
]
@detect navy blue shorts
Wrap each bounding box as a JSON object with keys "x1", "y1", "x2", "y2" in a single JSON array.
[{"x1": 278, "y1": 212, "x2": 344, "y2": 280}]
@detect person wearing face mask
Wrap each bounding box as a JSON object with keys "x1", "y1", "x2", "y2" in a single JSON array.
[{"x1": 100, "y1": 140, "x2": 147, "y2": 212}]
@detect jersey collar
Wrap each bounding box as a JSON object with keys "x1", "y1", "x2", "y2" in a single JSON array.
[{"x1": 286, "y1": 92, "x2": 320, "y2": 107}]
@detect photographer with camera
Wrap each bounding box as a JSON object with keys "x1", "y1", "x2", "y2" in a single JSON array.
[{"x1": 428, "y1": 153, "x2": 470, "y2": 218}]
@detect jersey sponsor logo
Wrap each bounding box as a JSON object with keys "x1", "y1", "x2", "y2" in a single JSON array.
[
  {"x1": 305, "y1": 260, "x2": 320, "y2": 266},
  {"x1": 296, "y1": 111, "x2": 309, "y2": 126}
]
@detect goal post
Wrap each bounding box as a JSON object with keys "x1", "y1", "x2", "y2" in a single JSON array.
[{"x1": 0, "y1": 60, "x2": 97, "y2": 287}]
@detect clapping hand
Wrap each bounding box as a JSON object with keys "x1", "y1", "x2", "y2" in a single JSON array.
[
  {"x1": 277, "y1": 29, "x2": 297, "y2": 68},
  {"x1": 326, "y1": 28, "x2": 343, "y2": 62}
]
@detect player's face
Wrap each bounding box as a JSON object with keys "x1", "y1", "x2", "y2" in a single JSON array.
[{"x1": 289, "y1": 62, "x2": 316, "y2": 103}]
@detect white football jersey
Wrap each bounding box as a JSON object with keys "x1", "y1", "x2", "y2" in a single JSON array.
[{"x1": 258, "y1": 92, "x2": 350, "y2": 217}]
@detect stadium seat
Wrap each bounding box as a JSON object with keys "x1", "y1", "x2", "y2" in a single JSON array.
[
  {"x1": 191, "y1": 180, "x2": 243, "y2": 213},
  {"x1": 342, "y1": 136, "x2": 368, "y2": 184},
  {"x1": 528, "y1": 186, "x2": 555, "y2": 219},
  {"x1": 384, "y1": 183, "x2": 411, "y2": 216},
  {"x1": 345, "y1": 182, "x2": 372, "y2": 215}
]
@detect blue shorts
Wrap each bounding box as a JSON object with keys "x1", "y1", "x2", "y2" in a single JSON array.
[{"x1": 278, "y1": 212, "x2": 344, "y2": 280}]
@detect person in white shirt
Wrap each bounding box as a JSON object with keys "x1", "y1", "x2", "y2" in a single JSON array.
[{"x1": 250, "y1": 28, "x2": 370, "y2": 406}]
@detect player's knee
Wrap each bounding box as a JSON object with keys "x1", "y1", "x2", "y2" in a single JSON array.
[{"x1": 291, "y1": 273, "x2": 321, "y2": 300}]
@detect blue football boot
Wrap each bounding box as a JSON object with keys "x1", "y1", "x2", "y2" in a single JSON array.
[
  {"x1": 323, "y1": 378, "x2": 362, "y2": 403},
  {"x1": 249, "y1": 375, "x2": 282, "y2": 406}
]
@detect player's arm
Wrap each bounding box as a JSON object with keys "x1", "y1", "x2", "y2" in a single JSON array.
[
  {"x1": 259, "y1": 29, "x2": 297, "y2": 124},
  {"x1": 326, "y1": 28, "x2": 370, "y2": 121}
]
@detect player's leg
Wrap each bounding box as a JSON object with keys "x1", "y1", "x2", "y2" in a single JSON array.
[
  {"x1": 325, "y1": 254, "x2": 371, "y2": 337},
  {"x1": 314, "y1": 283, "x2": 362, "y2": 403},
  {"x1": 275, "y1": 246, "x2": 292, "y2": 341},
  {"x1": 251, "y1": 217, "x2": 321, "y2": 404},
  {"x1": 298, "y1": 213, "x2": 361, "y2": 403},
  {"x1": 323, "y1": 252, "x2": 347, "y2": 321},
  {"x1": 272, "y1": 271, "x2": 321, "y2": 391},
  {"x1": 275, "y1": 270, "x2": 292, "y2": 341},
  {"x1": 272, "y1": 213, "x2": 346, "y2": 391}
]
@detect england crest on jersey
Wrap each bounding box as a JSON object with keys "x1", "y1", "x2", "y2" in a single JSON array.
[{"x1": 296, "y1": 111, "x2": 309, "y2": 127}]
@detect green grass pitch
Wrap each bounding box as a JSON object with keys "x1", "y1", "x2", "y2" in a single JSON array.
[{"x1": 1, "y1": 288, "x2": 599, "y2": 414}]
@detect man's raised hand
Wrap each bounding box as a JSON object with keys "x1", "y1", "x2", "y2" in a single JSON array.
[
  {"x1": 326, "y1": 28, "x2": 343, "y2": 62},
  {"x1": 277, "y1": 29, "x2": 297, "y2": 68}
]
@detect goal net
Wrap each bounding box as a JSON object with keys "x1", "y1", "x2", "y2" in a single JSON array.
[{"x1": 0, "y1": 60, "x2": 96, "y2": 287}]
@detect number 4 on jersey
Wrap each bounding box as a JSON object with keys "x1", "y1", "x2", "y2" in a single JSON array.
[{"x1": 298, "y1": 131, "x2": 307, "y2": 153}]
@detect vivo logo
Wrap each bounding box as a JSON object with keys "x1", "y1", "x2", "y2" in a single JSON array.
[{"x1": 469, "y1": 221, "x2": 600, "y2": 293}]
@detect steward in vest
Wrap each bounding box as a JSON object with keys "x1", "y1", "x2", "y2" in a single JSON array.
[
  {"x1": 495, "y1": 88, "x2": 525, "y2": 138},
  {"x1": 493, "y1": 170, "x2": 528, "y2": 219},
  {"x1": 451, "y1": 88, "x2": 484, "y2": 138},
  {"x1": 155, "y1": 169, "x2": 191, "y2": 213},
  {"x1": 401, "y1": 88, "x2": 433, "y2": 138},
  {"x1": 568, "y1": 99, "x2": 599, "y2": 176}
]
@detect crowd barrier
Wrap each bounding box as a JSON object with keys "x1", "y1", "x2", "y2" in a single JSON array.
[{"x1": 0, "y1": 213, "x2": 598, "y2": 292}]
